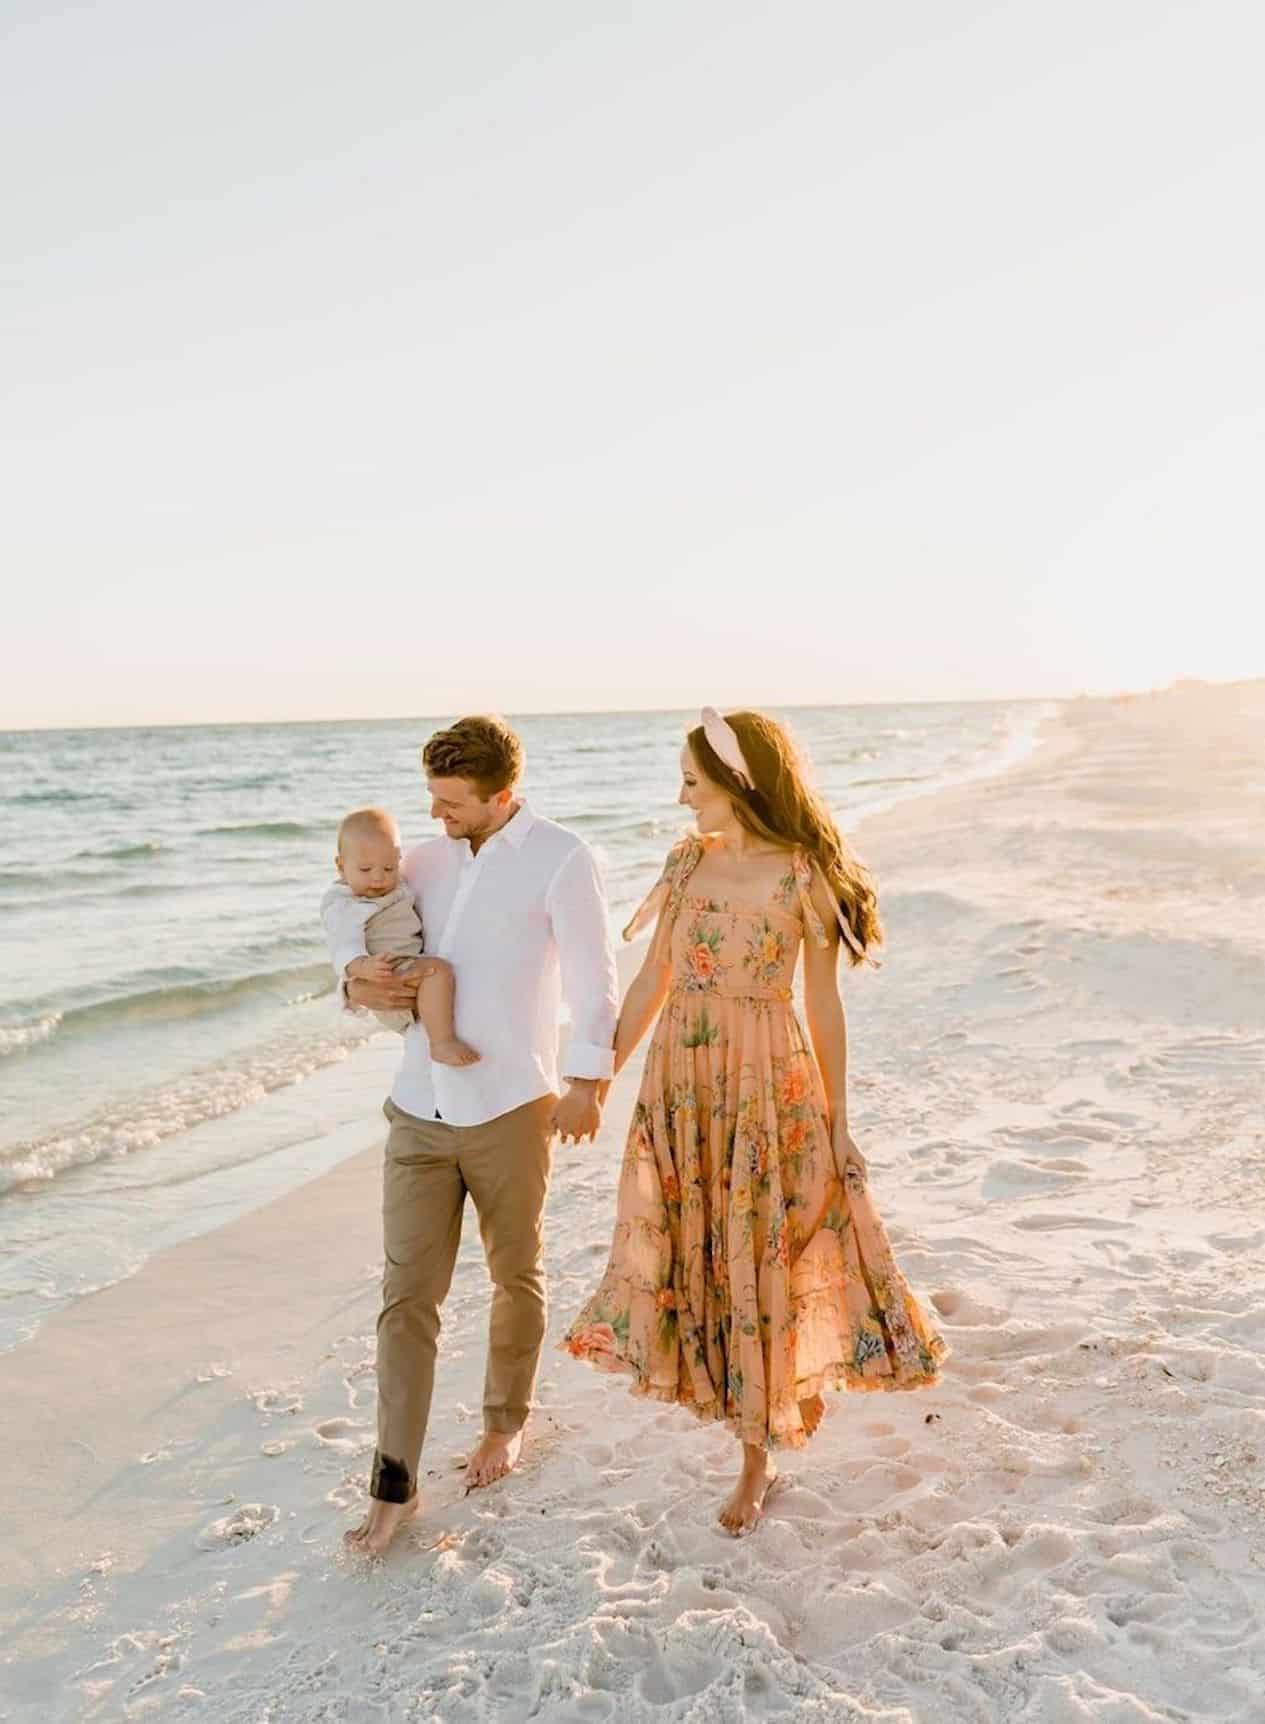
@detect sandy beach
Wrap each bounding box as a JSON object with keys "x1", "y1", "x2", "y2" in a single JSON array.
[{"x1": 3, "y1": 680, "x2": 1264, "y2": 1723}]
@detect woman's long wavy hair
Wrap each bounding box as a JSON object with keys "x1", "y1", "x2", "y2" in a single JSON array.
[{"x1": 686, "y1": 710, "x2": 883, "y2": 966}]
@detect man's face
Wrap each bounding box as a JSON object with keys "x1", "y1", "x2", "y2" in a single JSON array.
[{"x1": 427, "y1": 774, "x2": 510, "y2": 842}]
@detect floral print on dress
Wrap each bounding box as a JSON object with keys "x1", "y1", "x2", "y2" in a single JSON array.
[
  {"x1": 566, "y1": 832, "x2": 947, "y2": 1450},
  {"x1": 680, "y1": 912, "x2": 728, "y2": 992},
  {"x1": 742, "y1": 916, "x2": 789, "y2": 987}
]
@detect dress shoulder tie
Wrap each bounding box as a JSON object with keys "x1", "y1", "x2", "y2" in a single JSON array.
[
  {"x1": 622, "y1": 833, "x2": 705, "y2": 945},
  {"x1": 792, "y1": 850, "x2": 881, "y2": 968}
]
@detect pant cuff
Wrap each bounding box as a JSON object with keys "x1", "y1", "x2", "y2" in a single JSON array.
[{"x1": 370, "y1": 1449, "x2": 414, "y2": 1503}]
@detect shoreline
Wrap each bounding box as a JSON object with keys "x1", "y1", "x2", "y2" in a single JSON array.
[
  {"x1": 0, "y1": 697, "x2": 1051, "y2": 1356},
  {"x1": 4, "y1": 680, "x2": 1264, "y2": 1721}
]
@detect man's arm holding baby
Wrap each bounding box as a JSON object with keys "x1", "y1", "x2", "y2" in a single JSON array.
[
  {"x1": 345, "y1": 967, "x2": 421, "y2": 1012},
  {"x1": 321, "y1": 878, "x2": 421, "y2": 1015}
]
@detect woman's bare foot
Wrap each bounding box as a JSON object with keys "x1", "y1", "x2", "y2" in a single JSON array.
[
  {"x1": 343, "y1": 1493, "x2": 418, "y2": 1558},
  {"x1": 429, "y1": 1037, "x2": 481, "y2": 1068},
  {"x1": 465, "y1": 1428, "x2": 522, "y2": 1490},
  {"x1": 799, "y1": 1391, "x2": 826, "y2": 1439},
  {"x1": 718, "y1": 1444, "x2": 778, "y2": 1537}
]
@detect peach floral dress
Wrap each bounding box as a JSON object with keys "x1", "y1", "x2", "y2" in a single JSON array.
[{"x1": 562, "y1": 833, "x2": 947, "y2": 1450}]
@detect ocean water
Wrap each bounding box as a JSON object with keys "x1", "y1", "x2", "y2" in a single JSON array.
[{"x1": 0, "y1": 702, "x2": 1049, "y2": 1348}]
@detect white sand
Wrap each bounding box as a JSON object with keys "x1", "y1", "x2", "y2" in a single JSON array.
[{"x1": 3, "y1": 680, "x2": 1264, "y2": 1723}]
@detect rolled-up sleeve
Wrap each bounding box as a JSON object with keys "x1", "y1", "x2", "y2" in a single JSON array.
[{"x1": 546, "y1": 844, "x2": 618, "y2": 1080}]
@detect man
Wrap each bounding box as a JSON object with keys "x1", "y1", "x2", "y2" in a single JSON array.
[{"x1": 339, "y1": 715, "x2": 617, "y2": 1556}]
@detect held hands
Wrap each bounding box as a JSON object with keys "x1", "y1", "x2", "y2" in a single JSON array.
[
  {"x1": 830, "y1": 1117, "x2": 869, "y2": 1187},
  {"x1": 551, "y1": 1079, "x2": 604, "y2": 1145}
]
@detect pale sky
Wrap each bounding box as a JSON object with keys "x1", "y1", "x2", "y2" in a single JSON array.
[{"x1": 3, "y1": 1, "x2": 1262, "y2": 729}]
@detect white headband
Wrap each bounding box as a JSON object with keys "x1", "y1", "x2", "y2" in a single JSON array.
[{"x1": 700, "y1": 706, "x2": 754, "y2": 789}]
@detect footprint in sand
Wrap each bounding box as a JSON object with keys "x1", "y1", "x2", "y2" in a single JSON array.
[
  {"x1": 982, "y1": 1160, "x2": 1088, "y2": 1199},
  {"x1": 139, "y1": 1438, "x2": 195, "y2": 1465},
  {"x1": 931, "y1": 1288, "x2": 1008, "y2": 1326},
  {"x1": 1210, "y1": 1229, "x2": 1265, "y2": 1253},
  {"x1": 194, "y1": 1362, "x2": 232, "y2": 1384},
  {"x1": 1058, "y1": 1099, "x2": 1142, "y2": 1132},
  {"x1": 196, "y1": 1503, "x2": 279, "y2": 1549},
  {"x1": 251, "y1": 1388, "x2": 302, "y2": 1416},
  {"x1": 910, "y1": 1143, "x2": 978, "y2": 1188},
  {"x1": 977, "y1": 1527, "x2": 1076, "y2": 1597},
  {"x1": 1012, "y1": 1213, "x2": 1128, "y2": 1232},
  {"x1": 845, "y1": 1457, "x2": 922, "y2": 1495},
  {"x1": 1089, "y1": 1237, "x2": 1158, "y2": 1274},
  {"x1": 1089, "y1": 1493, "x2": 1160, "y2": 1527},
  {"x1": 998, "y1": 1124, "x2": 1104, "y2": 1154},
  {"x1": 312, "y1": 1418, "x2": 370, "y2": 1453}
]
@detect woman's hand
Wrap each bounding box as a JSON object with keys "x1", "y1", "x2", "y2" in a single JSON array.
[
  {"x1": 830, "y1": 1118, "x2": 868, "y2": 1187},
  {"x1": 551, "y1": 1079, "x2": 604, "y2": 1145}
]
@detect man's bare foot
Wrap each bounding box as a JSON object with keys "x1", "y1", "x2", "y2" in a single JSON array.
[
  {"x1": 429, "y1": 1037, "x2": 480, "y2": 1068},
  {"x1": 799, "y1": 1391, "x2": 826, "y2": 1439},
  {"x1": 718, "y1": 1444, "x2": 778, "y2": 1537},
  {"x1": 464, "y1": 1428, "x2": 522, "y2": 1490},
  {"x1": 343, "y1": 1493, "x2": 418, "y2": 1557}
]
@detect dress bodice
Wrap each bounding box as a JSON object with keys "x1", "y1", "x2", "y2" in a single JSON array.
[
  {"x1": 670, "y1": 886, "x2": 803, "y2": 1000},
  {"x1": 623, "y1": 833, "x2": 836, "y2": 1000}
]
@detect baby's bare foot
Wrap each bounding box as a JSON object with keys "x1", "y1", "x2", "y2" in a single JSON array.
[{"x1": 429, "y1": 1038, "x2": 480, "y2": 1068}]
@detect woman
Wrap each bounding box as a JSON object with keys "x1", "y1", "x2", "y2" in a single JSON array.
[{"x1": 563, "y1": 707, "x2": 947, "y2": 1535}]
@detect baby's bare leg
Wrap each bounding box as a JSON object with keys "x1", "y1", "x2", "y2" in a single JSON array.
[{"x1": 413, "y1": 958, "x2": 479, "y2": 1066}]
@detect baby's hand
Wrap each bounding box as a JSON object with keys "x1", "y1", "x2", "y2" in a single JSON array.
[{"x1": 346, "y1": 955, "x2": 399, "y2": 984}]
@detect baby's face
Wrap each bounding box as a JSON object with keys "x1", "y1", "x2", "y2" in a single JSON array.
[{"x1": 337, "y1": 831, "x2": 401, "y2": 898}]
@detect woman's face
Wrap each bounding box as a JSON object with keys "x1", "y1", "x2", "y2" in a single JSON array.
[{"x1": 678, "y1": 744, "x2": 731, "y2": 832}]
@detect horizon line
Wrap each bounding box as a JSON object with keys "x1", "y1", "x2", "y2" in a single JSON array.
[{"x1": 1, "y1": 674, "x2": 1257, "y2": 738}]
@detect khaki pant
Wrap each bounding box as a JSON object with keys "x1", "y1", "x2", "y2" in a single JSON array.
[{"x1": 369, "y1": 1094, "x2": 555, "y2": 1504}]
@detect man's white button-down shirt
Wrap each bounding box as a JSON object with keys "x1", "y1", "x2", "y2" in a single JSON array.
[{"x1": 337, "y1": 802, "x2": 617, "y2": 1127}]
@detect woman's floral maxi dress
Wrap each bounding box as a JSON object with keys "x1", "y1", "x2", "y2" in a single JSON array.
[{"x1": 563, "y1": 834, "x2": 947, "y2": 1451}]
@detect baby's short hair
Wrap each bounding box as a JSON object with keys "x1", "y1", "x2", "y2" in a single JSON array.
[{"x1": 337, "y1": 807, "x2": 400, "y2": 853}]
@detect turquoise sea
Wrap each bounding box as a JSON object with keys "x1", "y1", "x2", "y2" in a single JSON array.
[{"x1": 0, "y1": 702, "x2": 1049, "y2": 1348}]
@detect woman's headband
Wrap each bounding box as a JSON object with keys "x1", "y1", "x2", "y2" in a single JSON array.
[{"x1": 699, "y1": 706, "x2": 754, "y2": 789}]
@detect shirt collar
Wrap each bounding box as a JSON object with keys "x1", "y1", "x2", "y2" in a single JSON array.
[
  {"x1": 455, "y1": 799, "x2": 535, "y2": 858},
  {"x1": 499, "y1": 799, "x2": 535, "y2": 848}
]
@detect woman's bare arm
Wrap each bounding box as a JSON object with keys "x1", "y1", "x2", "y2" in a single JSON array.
[
  {"x1": 802, "y1": 888, "x2": 848, "y2": 1130},
  {"x1": 612, "y1": 946, "x2": 673, "y2": 1075},
  {"x1": 801, "y1": 869, "x2": 869, "y2": 1179}
]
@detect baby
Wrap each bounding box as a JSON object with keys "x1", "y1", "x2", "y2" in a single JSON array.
[{"x1": 320, "y1": 806, "x2": 478, "y2": 1066}]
